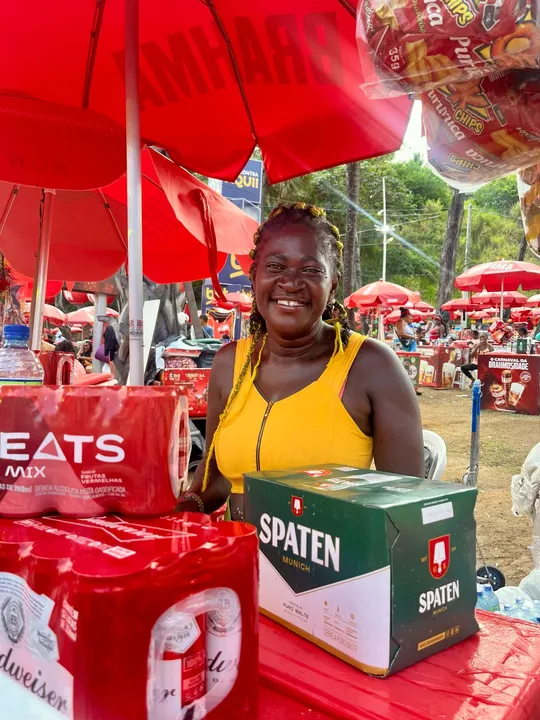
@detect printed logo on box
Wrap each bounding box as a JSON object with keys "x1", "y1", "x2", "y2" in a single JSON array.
[
  {"x1": 291, "y1": 496, "x2": 304, "y2": 517},
  {"x1": 1, "y1": 597, "x2": 25, "y2": 643},
  {"x1": 303, "y1": 469, "x2": 332, "y2": 477},
  {"x1": 429, "y1": 535, "x2": 450, "y2": 580}
]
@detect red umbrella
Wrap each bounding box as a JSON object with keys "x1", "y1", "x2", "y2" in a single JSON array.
[
  {"x1": 441, "y1": 298, "x2": 474, "y2": 312},
  {"x1": 406, "y1": 300, "x2": 434, "y2": 312},
  {"x1": 10, "y1": 268, "x2": 62, "y2": 303},
  {"x1": 526, "y1": 294, "x2": 540, "y2": 307},
  {"x1": 25, "y1": 303, "x2": 66, "y2": 326},
  {"x1": 67, "y1": 307, "x2": 119, "y2": 326},
  {"x1": 469, "y1": 308, "x2": 498, "y2": 320},
  {"x1": 510, "y1": 307, "x2": 531, "y2": 321},
  {"x1": 0, "y1": 2, "x2": 411, "y2": 187},
  {"x1": 345, "y1": 281, "x2": 421, "y2": 309},
  {"x1": 214, "y1": 292, "x2": 253, "y2": 313},
  {"x1": 64, "y1": 291, "x2": 116, "y2": 306},
  {"x1": 471, "y1": 291, "x2": 528, "y2": 308},
  {"x1": 456, "y1": 260, "x2": 540, "y2": 319},
  {"x1": 384, "y1": 308, "x2": 433, "y2": 325},
  {"x1": 0, "y1": 147, "x2": 255, "y2": 285}
]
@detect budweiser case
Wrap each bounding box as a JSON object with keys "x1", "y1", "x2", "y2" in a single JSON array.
[
  {"x1": 0, "y1": 514, "x2": 259, "y2": 719},
  {"x1": 245, "y1": 466, "x2": 478, "y2": 677},
  {"x1": 0, "y1": 386, "x2": 190, "y2": 517}
]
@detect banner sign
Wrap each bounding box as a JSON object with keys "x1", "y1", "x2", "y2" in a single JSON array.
[
  {"x1": 479, "y1": 353, "x2": 540, "y2": 415},
  {"x1": 222, "y1": 159, "x2": 263, "y2": 205}
]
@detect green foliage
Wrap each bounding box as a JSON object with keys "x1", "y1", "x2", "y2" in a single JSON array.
[{"x1": 264, "y1": 158, "x2": 530, "y2": 304}]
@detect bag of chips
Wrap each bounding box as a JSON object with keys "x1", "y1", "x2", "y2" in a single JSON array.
[
  {"x1": 422, "y1": 70, "x2": 540, "y2": 188},
  {"x1": 357, "y1": 0, "x2": 540, "y2": 97},
  {"x1": 518, "y1": 161, "x2": 540, "y2": 257}
]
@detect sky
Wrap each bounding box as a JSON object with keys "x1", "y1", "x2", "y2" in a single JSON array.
[{"x1": 394, "y1": 100, "x2": 426, "y2": 163}]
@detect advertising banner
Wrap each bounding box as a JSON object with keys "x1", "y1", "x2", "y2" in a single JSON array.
[
  {"x1": 419, "y1": 346, "x2": 469, "y2": 389},
  {"x1": 396, "y1": 352, "x2": 420, "y2": 389},
  {"x1": 479, "y1": 353, "x2": 540, "y2": 415},
  {"x1": 221, "y1": 159, "x2": 263, "y2": 205},
  {"x1": 162, "y1": 368, "x2": 211, "y2": 418}
]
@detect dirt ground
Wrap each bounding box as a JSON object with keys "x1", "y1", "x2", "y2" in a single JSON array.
[{"x1": 419, "y1": 389, "x2": 538, "y2": 586}]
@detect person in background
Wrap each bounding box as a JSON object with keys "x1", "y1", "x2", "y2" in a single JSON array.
[
  {"x1": 56, "y1": 339, "x2": 87, "y2": 380},
  {"x1": 181, "y1": 203, "x2": 424, "y2": 519},
  {"x1": 395, "y1": 308, "x2": 417, "y2": 351},
  {"x1": 517, "y1": 326, "x2": 529, "y2": 339},
  {"x1": 78, "y1": 340, "x2": 93, "y2": 370},
  {"x1": 200, "y1": 314, "x2": 214, "y2": 338},
  {"x1": 461, "y1": 331, "x2": 493, "y2": 385},
  {"x1": 41, "y1": 330, "x2": 54, "y2": 351},
  {"x1": 427, "y1": 315, "x2": 446, "y2": 344},
  {"x1": 415, "y1": 324, "x2": 427, "y2": 346}
]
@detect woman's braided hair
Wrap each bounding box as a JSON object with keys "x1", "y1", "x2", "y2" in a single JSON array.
[{"x1": 201, "y1": 202, "x2": 350, "y2": 493}]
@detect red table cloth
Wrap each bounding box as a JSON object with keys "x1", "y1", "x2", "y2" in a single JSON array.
[{"x1": 259, "y1": 612, "x2": 540, "y2": 719}]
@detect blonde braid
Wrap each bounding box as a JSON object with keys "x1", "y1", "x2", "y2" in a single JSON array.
[{"x1": 201, "y1": 333, "x2": 268, "y2": 493}]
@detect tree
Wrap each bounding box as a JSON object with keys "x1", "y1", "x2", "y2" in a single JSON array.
[
  {"x1": 437, "y1": 190, "x2": 466, "y2": 309},
  {"x1": 343, "y1": 163, "x2": 361, "y2": 313}
]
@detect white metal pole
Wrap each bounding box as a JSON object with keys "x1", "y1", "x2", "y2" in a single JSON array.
[
  {"x1": 382, "y1": 177, "x2": 387, "y2": 282},
  {"x1": 92, "y1": 292, "x2": 107, "y2": 373},
  {"x1": 500, "y1": 276, "x2": 504, "y2": 320},
  {"x1": 125, "y1": 0, "x2": 144, "y2": 385},
  {"x1": 29, "y1": 189, "x2": 56, "y2": 351}
]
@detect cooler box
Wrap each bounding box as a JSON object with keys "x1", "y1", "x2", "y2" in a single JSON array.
[{"x1": 244, "y1": 466, "x2": 478, "y2": 677}]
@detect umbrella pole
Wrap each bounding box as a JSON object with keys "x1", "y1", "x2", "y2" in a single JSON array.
[
  {"x1": 377, "y1": 306, "x2": 384, "y2": 341},
  {"x1": 92, "y1": 293, "x2": 107, "y2": 373},
  {"x1": 125, "y1": 0, "x2": 144, "y2": 385},
  {"x1": 29, "y1": 189, "x2": 55, "y2": 351}
]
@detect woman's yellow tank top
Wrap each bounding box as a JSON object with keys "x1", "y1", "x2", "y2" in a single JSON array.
[{"x1": 215, "y1": 332, "x2": 373, "y2": 493}]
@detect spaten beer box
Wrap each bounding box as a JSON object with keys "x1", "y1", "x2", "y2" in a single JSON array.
[
  {"x1": 244, "y1": 466, "x2": 478, "y2": 677},
  {"x1": 0, "y1": 513, "x2": 259, "y2": 719}
]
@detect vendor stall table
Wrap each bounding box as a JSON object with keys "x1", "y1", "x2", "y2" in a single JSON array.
[
  {"x1": 418, "y1": 344, "x2": 469, "y2": 389},
  {"x1": 478, "y1": 352, "x2": 540, "y2": 415},
  {"x1": 259, "y1": 612, "x2": 540, "y2": 719},
  {"x1": 4, "y1": 612, "x2": 540, "y2": 719}
]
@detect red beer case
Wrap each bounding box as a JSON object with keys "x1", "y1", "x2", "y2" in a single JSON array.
[
  {"x1": 0, "y1": 514, "x2": 259, "y2": 719},
  {"x1": 0, "y1": 386, "x2": 189, "y2": 517},
  {"x1": 162, "y1": 369, "x2": 210, "y2": 418}
]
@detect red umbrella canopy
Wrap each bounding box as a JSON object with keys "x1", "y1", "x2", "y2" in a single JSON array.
[
  {"x1": 345, "y1": 280, "x2": 421, "y2": 309},
  {"x1": 0, "y1": 148, "x2": 255, "y2": 283},
  {"x1": 469, "y1": 308, "x2": 498, "y2": 320},
  {"x1": 25, "y1": 303, "x2": 66, "y2": 326},
  {"x1": 471, "y1": 291, "x2": 528, "y2": 308},
  {"x1": 384, "y1": 308, "x2": 432, "y2": 324},
  {"x1": 0, "y1": 2, "x2": 411, "y2": 187},
  {"x1": 10, "y1": 268, "x2": 62, "y2": 303},
  {"x1": 526, "y1": 294, "x2": 540, "y2": 307},
  {"x1": 441, "y1": 298, "x2": 474, "y2": 312},
  {"x1": 455, "y1": 261, "x2": 540, "y2": 293},
  {"x1": 405, "y1": 300, "x2": 434, "y2": 312},
  {"x1": 510, "y1": 307, "x2": 531, "y2": 320},
  {"x1": 67, "y1": 307, "x2": 119, "y2": 326},
  {"x1": 64, "y1": 291, "x2": 116, "y2": 305}
]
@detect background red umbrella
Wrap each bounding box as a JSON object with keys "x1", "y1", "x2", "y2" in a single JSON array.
[
  {"x1": 526, "y1": 294, "x2": 540, "y2": 308},
  {"x1": 25, "y1": 303, "x2": 66, "y2": 326},
  {"x1": 471, "y1": 291, "x2": 528, "y2": 308},
  {"x1": 345, "y1": 280, "x2": 421, "y2": 309},
  {"x1": 67, "y1": 307, "x2": 119, "y2": 326},
  {"x1": 456, "y1": 261, "x2": 540, "y2": 319},
  {"x1": 384, "y1": 308, "x2": 433, "y2": 325},
  {"x1": 441, "y1": 298, "x2": 474, "y2": 313},
  {"x1": 469, "y1": 308, "x2": 498, "y2": 320},
  {"x1": 213, "y1": 291, "x2": 253, "y2": 314},
  {"x1": 10, "y1": 268, "x2": 62, "y2": 303}
]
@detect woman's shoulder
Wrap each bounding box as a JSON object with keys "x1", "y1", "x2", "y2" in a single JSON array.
[{"x1": 349, "y1": 335, "x2": 407, "y2": 382}]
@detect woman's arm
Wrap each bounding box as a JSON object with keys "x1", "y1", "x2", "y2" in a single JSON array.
[
  {"x1": 348, "y1": 340, "x2": 425, "y2": 478},
  {"x1": 178, "y1": 344, "x2": 235, "y2": 513}
]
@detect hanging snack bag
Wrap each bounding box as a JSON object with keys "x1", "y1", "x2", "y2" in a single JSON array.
[
  {"x1": 357, "y1": 0, "x2": 540, "y2": 97},
  {"x1": 422, "y1": 70, "x2": 540, "y2": 188},
  {"x1": 518, "y1": 161, "x2": 540, "y2": 257}
]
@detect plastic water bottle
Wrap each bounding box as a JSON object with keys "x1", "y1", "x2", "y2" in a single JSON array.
[
  {"x1": 476, "y1": 587, "x2": 489, "y2": 611},
  {"x1": 514, "y1": 597, "x2": 534, "y2": 621},
  {"x1": 501, "y1": 603, "x2": 515, "y2": 618},
  {"x1": 0, "y1": 325, "x2": 44, "y2": 386},
  {"x1": 483, "y1": 584, "x2": 500, "y2": 612}
]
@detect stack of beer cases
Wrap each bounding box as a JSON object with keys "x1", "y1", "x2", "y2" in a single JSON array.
[{"x1": 0, "y1": 385, "x2": 258, "y2": 719}]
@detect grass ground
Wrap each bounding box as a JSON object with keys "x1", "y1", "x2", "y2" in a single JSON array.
[{"x1": 419, "y1": 388, "x2": 538, "y2": 586}]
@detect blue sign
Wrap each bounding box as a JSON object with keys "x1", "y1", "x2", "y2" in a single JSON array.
[
  {"x1": 218, "y1": 254, "x2": 250, "y2": 285},
  {"x1": 222, "y1": 159, "x2": 263, "y2": 205}
]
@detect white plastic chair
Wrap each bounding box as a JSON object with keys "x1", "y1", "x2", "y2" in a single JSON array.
[{"x1": 423, "y1": 430, "x2": 447, "y2": 482}]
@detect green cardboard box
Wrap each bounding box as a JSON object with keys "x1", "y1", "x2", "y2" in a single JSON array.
[{"x1": 244, "y1": 465, "x2": 479, "y2": 677}]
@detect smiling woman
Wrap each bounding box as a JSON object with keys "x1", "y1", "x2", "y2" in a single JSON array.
[{"x1": 182, "y1": 203, "x2": 424, "y2": 520}]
